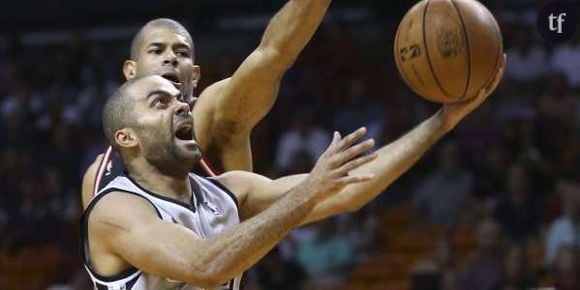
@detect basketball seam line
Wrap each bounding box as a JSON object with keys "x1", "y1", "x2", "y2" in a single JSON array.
[
  {"x1": 395, "y1": 16, "x2": 428, "y2": 99},
  {"x1": 394, "y1": 22, "x2": 409, "y2": 92},
  {"x1": 450, "y1": 0, "x2": 472, "y2": 101},
  {"x1": 484, "y1": 5, "x2": 502, "y2": 91},
  {"x1": 423, "y1": 0, "x2": 456, "y2": 101}
]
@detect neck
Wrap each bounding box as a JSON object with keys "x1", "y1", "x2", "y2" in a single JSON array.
[{"x1": 126, "y1": 157, "x2": 192, "y2": 203}]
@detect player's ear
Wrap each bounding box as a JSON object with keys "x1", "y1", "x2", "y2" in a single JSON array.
[
  {"x1": 191, "y1": 65, "x2": 201, "y2": 88},
  {"x1": 123, "y1": 60, "x2": 137, "y2": 80},
  {"x1": 115, "y1": 128, "x2": 139, "y2": 149}
]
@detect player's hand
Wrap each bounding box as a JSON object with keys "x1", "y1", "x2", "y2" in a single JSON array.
[
  {"x1": 303, "y1": 127, "x2": 377, "y2": 203},
  {"x1": 439, "y1": 53, "x2": 507, "y2": 130}
]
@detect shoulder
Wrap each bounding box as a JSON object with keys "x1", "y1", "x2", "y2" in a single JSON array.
[
  {"x1": 83, "y1": 154, "x2": 105, "y2": 183},
  {"x1": 194, "y1": 78, "x2": 232, "y2": 117},
  {"x1": 82, "y1": 153, "x2": 106, "y2": 209},
  {"x1": 88, "y1": 191, "x2": 161, "y2": 236},
  {"x1": 212, "y1": 171, "x2": 256, "y2": 194},
  {"x1": 198, "y1": 78, "x2": 232, "y2": 99},
  {"x1": 213, "y1": 171, "x2": 270, "y2": 189},
  {"x1": 212, "y1": 171, "x2": 272, "y2": 204}
]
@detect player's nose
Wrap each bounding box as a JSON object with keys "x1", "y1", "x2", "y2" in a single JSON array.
[
  {"x1": 162, "y1": 51, "x2": 178, "y2": 67},
  {"x1": 174, "y1": 100, "x2": 190, "y2": 117}
]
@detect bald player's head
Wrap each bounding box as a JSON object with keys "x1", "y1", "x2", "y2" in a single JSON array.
[
  {"x1": 103, "y1": 75, "x2": 200, "y2": 174},
  {"x1": 130, "y1": 18, "x2": 194, "y2": 61},
  {"x1": 102, "y1": 78, "x2": 141, "y2": 148}
]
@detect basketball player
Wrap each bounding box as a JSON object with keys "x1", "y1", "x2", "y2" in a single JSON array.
[
  {"x1": 82, "y1": 75, "x2": 377, "y2": 289},
  {"x1": 82, "y1": 53, "x2": 505, "y2": 289},
  {"x1": 82, "y1": 0, "x2": 334, "y2": 208}
]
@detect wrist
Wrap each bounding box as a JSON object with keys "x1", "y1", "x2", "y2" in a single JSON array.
[
  {"x1": 432, "y1": 109, "x2": 455, "y2": 134},
  {"x1": 290, "y1": 181, "x2": 319, "y2": 208}
]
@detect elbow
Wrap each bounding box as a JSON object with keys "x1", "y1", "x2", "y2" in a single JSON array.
[
  {"x1": 191, "y1": 263, "x2": 235, "y2": 289},
  {"x1": 275, "y1": 51, "x2": 298, "y2": 70}
]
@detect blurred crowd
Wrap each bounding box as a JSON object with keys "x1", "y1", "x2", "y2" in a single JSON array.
[{"x1": 1, "y1": 0, "x2": 580, "y2": 289}]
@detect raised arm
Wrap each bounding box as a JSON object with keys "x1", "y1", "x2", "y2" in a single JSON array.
[
  {"x1": 238, "y1": 55, "x2": 507, "y2": 224},
  {"x1": 194, "y1": 0, "x2": 332, "y2": 172},
  {"x1": 303, "y1": 55, "x2": 507, "y2": 223}
]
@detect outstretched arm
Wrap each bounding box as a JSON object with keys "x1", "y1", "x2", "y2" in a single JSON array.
[
  {"x1": 312, "y1": 55, "x2": 506, "y2": 219},
  {"x1": 194, "y1": 0, "x2": 332, "y2": 172},
  {"x1": 239, "y1": 55, "x2": 507, "y2": 224}
]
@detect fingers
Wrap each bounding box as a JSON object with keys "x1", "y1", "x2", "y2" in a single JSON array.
[
  {"x1": 331, "y1": 138, "x2": 375, "y2": 167},
  {"x1": 334, "y1": 152, "x2": 378, "y2": 176},
  {"x1": 321, "y1": 131, "x2": 342, "y2": 158},
  {"x1": 472, "y1": 53, "x2": 507, "y2": 103},
  {"x1": 486, "y1": 53, "x2": 507, "y2": 94},
  {"x1": 322, "y1": 127, "x2": 369, "y2": 161},
  {"x1": 337, "y1": 127, "x2": 367, "y2": 151},
  {"x1": 332, "y1": 131, "x2": 341, "y2": 144}
]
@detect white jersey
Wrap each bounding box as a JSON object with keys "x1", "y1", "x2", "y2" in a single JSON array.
[{"x1": 80, "y1": 173, "x2": 242, "y2": 290}]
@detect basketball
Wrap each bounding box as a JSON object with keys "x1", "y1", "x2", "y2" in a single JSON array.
[{"x1": 394, "y1": 0, "x2": 503, "y2": 103}]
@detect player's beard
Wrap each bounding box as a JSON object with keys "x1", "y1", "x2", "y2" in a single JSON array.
[{"x1": 140, "y1": 130, "x2": 200, "y2": 177}]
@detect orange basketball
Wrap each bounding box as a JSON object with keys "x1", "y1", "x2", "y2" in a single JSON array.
[{"x1": 394, "y1": 0, "x2": 503, "y2": 103}]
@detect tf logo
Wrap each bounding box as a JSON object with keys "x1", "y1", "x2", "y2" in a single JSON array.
[{"x1": 537, "y1": 1, "x2": 577, "y2": 43}]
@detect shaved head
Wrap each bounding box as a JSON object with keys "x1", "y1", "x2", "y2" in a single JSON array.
[
  {"x1": 130, "y1": 18, "x2": 194, "y2": 60},
  {"x1": 102, "y1": 75, "x2": 200, "y2": 173},
  {"x1": 102, "y1": 78, "x2": 141, "y2": 148}
]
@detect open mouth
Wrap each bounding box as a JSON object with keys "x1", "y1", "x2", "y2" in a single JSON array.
[
  {"x1": 162, "y1": 73, "x2": 182, "y2": 89},
  {"x1": 174, "y1": 122, "x2": 194, "y2": 141}
]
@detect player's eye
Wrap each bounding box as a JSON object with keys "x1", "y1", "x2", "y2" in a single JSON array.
[
  {"x1": 176, "y1": 50, "x2": 190, "y2": 58},
  {"x1": 152, "y1": 96, "x2": 170, "y2": 108},
  {"x1": 149, "y1": 48, "x2": 162, "y2": 55}
]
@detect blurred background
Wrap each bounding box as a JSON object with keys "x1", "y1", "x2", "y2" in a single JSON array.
[{"x1": 0, "y1": 0, "x2": 579, "y2": 289}]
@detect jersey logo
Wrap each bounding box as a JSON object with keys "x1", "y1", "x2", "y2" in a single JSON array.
[{"x1": 204, "y1": 201, "x2": 223, "y2": 216}]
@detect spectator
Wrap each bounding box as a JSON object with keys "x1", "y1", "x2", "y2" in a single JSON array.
[
  {"x1": 255, "y1": 247, "x2": 307, "y2": 290},
  {"x1": 440, "y1": 266, "x2": 460, "y2": 290},
  {"x1": 494, "y1": 164, "x2": 539, "y2": 241},
  {"x1": 550, "y1": 33, "x2": 580, "y2": 89},
  {"x1": 332, "y1": 78, "x2": 383, "y2": 141},
  {"x1": 473, "y1": 142, "x2": 510, "y2": 200},
  {"x1": 459, "y1": 218, "x2": 504, "y2": 290},
  {"x1": 545, "y1": 177, "x2": 580, "y2": 266},
  {"x1": 535, "y1": 73, "x2": 576, "y2": 167},
  {"x1": 296, "y1": 218, "x2": 355, "y2": 288},
  {"x1": 414, "y1": 141, "x2": 474, "y2": 225},
  {"x1": 505, "y1": 26, "x2": 548, "y2": 85},
  {"x1": 492, "y1": 243, "x2": 535, "y2": 290},
  {"x1": 551, "y1": 245, "x2": 580, "y2": 290},
  {"x1": 275, "y1": 106, "x2": 330, "y2": 171}
]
